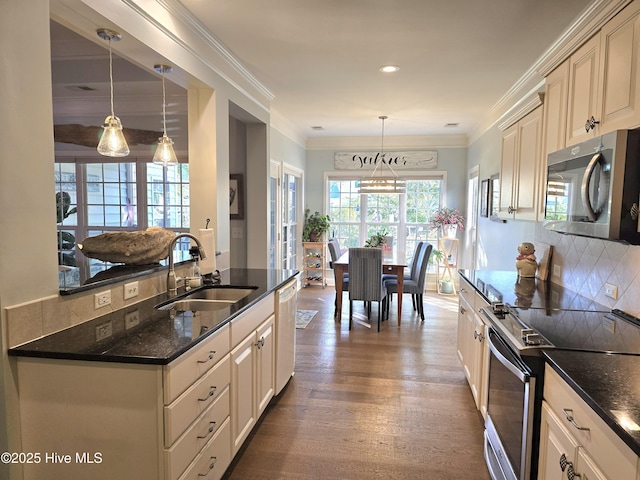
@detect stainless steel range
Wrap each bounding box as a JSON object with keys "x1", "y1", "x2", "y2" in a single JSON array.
[{"x1": 479, "y1": 300, "x2": 640, "y2": 480}]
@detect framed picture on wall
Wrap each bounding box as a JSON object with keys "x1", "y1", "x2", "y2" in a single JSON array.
[
  {"x1": 229, "y1": 174, "x2": 244, "y2": 220},
  {"x1": 480, "y1": 179, "x2": 489, "y2": 217}
]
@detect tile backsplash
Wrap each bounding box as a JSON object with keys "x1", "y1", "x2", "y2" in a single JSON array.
[
  {"x1": 4, "y1": 264, "x2": 191, "y2": 348},
  {"x1": 536, "y1": 223, "x2": 640, "y2": 316}
]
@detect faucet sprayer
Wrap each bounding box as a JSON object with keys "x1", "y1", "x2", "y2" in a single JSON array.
[{"x1": 167, "y1": 233, "x2": 206, "y2": 297}]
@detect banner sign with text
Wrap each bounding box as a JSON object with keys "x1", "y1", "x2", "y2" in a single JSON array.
[{"x1": 334, "y1": 151, "x2": 438, "y2": 170}]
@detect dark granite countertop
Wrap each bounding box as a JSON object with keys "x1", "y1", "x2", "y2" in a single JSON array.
[
  {"x1": 544, "y1": 350, "x2": 640, "y2": 457},
  {"x1": 10, "y1": 268, "x2": 298, "y2": 365},
  {"x1": 458, "y1": 269, "x2": 608, "y2": 311},
  {"x1": 459, "y1": 270, "x2": 640, "y2": 458}
]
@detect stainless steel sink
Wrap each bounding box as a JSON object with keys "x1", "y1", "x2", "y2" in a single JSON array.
[
  {"x1": 155, "y1": 286, "x2": 256, "y2": 312},
  {"x1": 156, "y1": 298, "x2": 234, "y2": 312},
  {"x1": 182, "y1": 287, "x2": 255, "y2": 302}
]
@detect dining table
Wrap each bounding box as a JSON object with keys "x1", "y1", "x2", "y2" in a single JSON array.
[{"x1": 333, "y1": 249, "x2": 407, "y2": 323}]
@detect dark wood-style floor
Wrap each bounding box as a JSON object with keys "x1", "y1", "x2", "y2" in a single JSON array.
[{"x1": 224, "y1": 286, "x2": 491, "y2": 480}]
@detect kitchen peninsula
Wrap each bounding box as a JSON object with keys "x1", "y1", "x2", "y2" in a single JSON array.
[{"x1": 9, "y1": 268, "x2": 298, "y2": 480}]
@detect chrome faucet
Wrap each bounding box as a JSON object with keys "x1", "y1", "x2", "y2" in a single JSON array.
[{"x1": 167, "y1": 233, "x2": 207, "y2": 297}]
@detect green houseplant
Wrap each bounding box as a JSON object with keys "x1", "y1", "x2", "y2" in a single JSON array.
[
  {"x1": 364, "y1": 229, "x2": 389, "y2": 248},
  {"x1": 302, "y1": 209, "x2": 331, "y2": 242}
]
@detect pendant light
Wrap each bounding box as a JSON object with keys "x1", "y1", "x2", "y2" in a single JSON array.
[
  {"x1": 152, "y1": 64, "x2": 178, "y2": 167},
  {"x1": 359, "y1": 116, "x2": 406, "y2": 194},
  {"x1": 96, "y1": 29, "x2": 130, "y2": 157}
]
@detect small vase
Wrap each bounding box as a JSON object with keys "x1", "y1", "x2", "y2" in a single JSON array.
[{"x1": 442, "y1": 224, "x2": 457, "y2": 239}]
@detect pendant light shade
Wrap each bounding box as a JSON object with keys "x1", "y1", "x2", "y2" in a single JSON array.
[
  {"x1": 359, "y1": 116, "x2": 406, "y2": 194},
  {"x1": 153, "y1": 64, "x2": 178, "y2": 167},
  {"x1": 96, "y1": 29, "x2": 130, "y2": 157}
]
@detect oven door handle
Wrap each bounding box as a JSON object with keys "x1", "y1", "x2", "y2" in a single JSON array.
[{"x1": 487, "y1": 329, "x2": 531, "y2": 382}]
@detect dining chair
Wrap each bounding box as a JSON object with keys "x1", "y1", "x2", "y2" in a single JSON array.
[
  {"x1": 328, "y1": 238, "x2": 349, "y2": 318},
  {"x1": 384, "y1": 243, "x2": 433, "y2": 321},
  {"x1": 348, "y1": 247, "x2": 387, "y2": 332}
]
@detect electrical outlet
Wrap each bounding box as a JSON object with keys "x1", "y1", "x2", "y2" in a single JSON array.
[
  {"x1": 124, "y1": 310, "x2": 140, "y2": 329},
  {"x1": 604, "y1": 283, "x2": 618, "y2": 300},
  {"x1": 94, "y1": 290, "x2": 112, "y2": 309},
  {"x1": 553, "y1": 265, "x2": 561, "y2": 278},
  {"x1": 124, "y1": 281, "x2": 139, "y2": 300},
  {"x1": 95, "y1": 320, "x2": 113, "y2": 341}
]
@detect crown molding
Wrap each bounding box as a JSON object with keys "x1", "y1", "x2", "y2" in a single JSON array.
[
  {"x1": 497, "y1": 91, "x2": 545, "y2": 131},
  {"x1": 270, "y1": 110, "x2": 306, "y2": 149},
  {"x1": 156, "y1": 0, "x2": 275, "y2": 102},
  {"x1": 536, "y1": 0, "x2": 631, "y2": 77},
  {"x1": 468, "y1": 0, "x2": 631, "y2": 146}
]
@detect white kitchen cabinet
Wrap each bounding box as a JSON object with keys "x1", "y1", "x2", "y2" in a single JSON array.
[
  {"x1": 597, "y1": 0, "x2": 640, "y2": 134},
  {"x1": 229, "y1": 292, "x2": 276, "y2": 455},
  {"x1": 538, "y1": 401, "x2": 580, "y2": 480},
  {"x1": 566, "y1": 33, "x2": 601, "y2": 145},
  {"x1": 498, "y1": 105, "x2": 544, "y2": 221},
  {"x1": 543, "y1": 60, "x2": 570, "y2": 155},
  {"x1": 457, "y1": 276, "x2": 489, "y2": 414},
  {"x1": 562, "y1": 0, "x2": 640, "y2": 147},
  {"x1": 538, "y1": 365, "x2": 639, "y2": 480},
  {"x1": 16, "y1": 323, "x2": 232, "y2": 480},
  {"x1": 230, "y1": 315, "x2": 275, "y2": 454},
  {"x1": 14, "y1": 284, "x2": 293, "y2": 480}
]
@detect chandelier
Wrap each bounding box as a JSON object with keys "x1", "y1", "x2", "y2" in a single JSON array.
[{"x1": 358, "y1": 116, "x2": 406, "y2": 194}]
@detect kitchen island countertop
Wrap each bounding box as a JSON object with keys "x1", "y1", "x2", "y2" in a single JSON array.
[{"x1": 9, "y1": 268, "x2": 298, "y2": 365}]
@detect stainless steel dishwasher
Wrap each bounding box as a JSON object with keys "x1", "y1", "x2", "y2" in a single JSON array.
[{"x1": 275, "y1": 279, "x2": 297, "y2": 395}]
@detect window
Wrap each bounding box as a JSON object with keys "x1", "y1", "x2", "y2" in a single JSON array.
[
  {"x1": 328, "y1": 176, "x2": 443, "y2": 266},
  {"x1": 282, "y1": 172, "x2": 300, "y2": 269},
  {"x1": 55, "y1": 159, "x2": 189, "y2": 284}
]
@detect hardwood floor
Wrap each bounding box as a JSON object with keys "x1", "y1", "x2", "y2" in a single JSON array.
[{"x1": 224, "y1": 287, "x2": 491, "y2": 480}]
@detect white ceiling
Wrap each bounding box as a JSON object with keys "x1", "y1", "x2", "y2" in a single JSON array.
[{"x1": 51, "y1": 0, "x2": 594, "y2": 149}]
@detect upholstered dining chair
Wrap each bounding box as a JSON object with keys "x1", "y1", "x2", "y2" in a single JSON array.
[
  {"x1": 383, "y1": 241, "x2": 423, "y2": 312},
  {"x1": 348, "y1": 247, "x2": 387, "y2": 332},
  {"x1": 384, "y1": 243, "x2": 433, "y2": 321},
  {"x1": 328, "y1": 238, "x2": 349, "y2": 318}
]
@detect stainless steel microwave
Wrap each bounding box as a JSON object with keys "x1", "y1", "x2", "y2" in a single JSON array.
[{"x1": 544, "y1": 129, "x2": 640, "y2": 244}]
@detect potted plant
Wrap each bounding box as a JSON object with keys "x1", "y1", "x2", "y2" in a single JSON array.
[
  {"x1": 364, "y1": 229, "x2": 389, "y2": 248},
  {"x1": 302, "y1": 208, "x2": 331, "y2": 242},
  {"x1": 429, "y1": 207, "x2": 465, "y2": 238}
]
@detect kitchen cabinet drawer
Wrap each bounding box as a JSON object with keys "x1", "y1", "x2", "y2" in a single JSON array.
[
  {"x1": 230, "y1": 293, "x2": 274, "y2": 347},
  {"x1": 178, "y1": 417, "x2": 231, "y2": 480},
  {"x1": 544, "y1": 365, "x2": 637, "y2": 479},
  {"x1": 165, "y1": 387, "x2": 230, "y2": 480},
  {"x1": 164, "y1": 324, "x2": 230, "y2": 404},
  {"x1": 165, "y1": 354, "x2": 230, "y2": 446}
]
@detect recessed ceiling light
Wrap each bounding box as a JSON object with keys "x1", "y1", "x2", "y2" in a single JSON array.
[{"x1": 379, "y1": 65, "x2": 400, "y2": 73}]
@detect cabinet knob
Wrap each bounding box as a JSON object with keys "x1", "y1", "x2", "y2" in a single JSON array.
[
  {"x1": 566, "y1": 463, "x2": 581, "y2": 480},
  {"x1": 474, "y1": 330, "x2": 484, "y2": 342},
  {"x1": 255, "y1": 337, "x2": 265, "y2": 349},
  {"x1": 460, "y1": 305, "x2": 466, "y2": 314},
  {"x1": 585, "y1": 115, "x2": 600, "y2": 133},
  {"x1": 508, "y1": 206, "x2": 517, "y2": 214}
]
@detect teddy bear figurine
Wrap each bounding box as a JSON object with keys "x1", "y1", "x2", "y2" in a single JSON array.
[{"x1": 516, "y1": 242, "x2": 537, "y2": 278}]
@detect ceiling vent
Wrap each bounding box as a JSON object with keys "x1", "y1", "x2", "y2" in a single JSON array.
[{"x1": 65, "y1": 85, "x2": 97, "y2": 92}]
